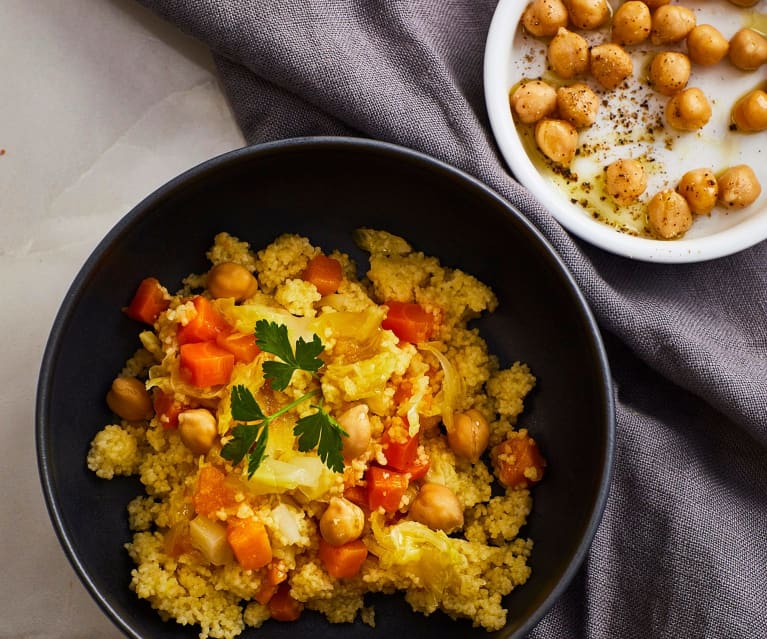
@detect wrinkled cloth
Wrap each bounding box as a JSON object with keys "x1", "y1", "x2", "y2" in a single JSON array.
[{"x1": 135, "y1": 1, "x2": 767, "y2": 637}]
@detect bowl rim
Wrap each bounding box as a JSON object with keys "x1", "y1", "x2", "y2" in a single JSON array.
[
  {"x1": 483, "y1": 0, "x2": 767, "y2": 263},
  {"x1": 35, "y1": 135, "x2": 615, "y2": 639}
]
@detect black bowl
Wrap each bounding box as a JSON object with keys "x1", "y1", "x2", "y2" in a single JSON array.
[{"x1": 36, "y1": 137, "x2": 614, "y2": 639}]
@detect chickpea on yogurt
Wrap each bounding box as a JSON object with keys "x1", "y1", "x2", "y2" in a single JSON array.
[
  {"x1": 676, "y1": 168, "x2": 719, "y2": 215},
  {"x1": 611, "y1": 1, "x2": 651, "y2": 46},
  {"x1": 731, "y1": 90, "x2": 767, "y2": 132},
  {"x1": 605, "y1": 158, "x2": 647, "y2": 206}
]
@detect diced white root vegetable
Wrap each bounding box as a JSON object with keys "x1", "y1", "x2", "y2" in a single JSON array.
[{"x1": 189, "y1": 515, "x2": 233, "y2": 565}]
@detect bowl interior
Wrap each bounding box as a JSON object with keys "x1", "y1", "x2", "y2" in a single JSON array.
[
  {"x1": 484, "y1": 0, "x2": 767, "y2": 262},
  {"x1": 37, "y1": 137, "x2": 613, "y2": 639}
]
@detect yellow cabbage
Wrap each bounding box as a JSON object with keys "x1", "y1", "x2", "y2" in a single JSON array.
[
  {"x1": 323, "y1": 351, "x2": 403, "y2": 403},
  {"x1": 214, "y1": 299, "x2": 313, "y2": 343},
  {"x1": 367, "y1": 514, "x2": 468, "y2": 599},
  {"x1": 246, "y1": 455, "x2": 334, "y2": 499},
  {"x1": 309, "y1": 307, "x2": 385, "y2": 364}
]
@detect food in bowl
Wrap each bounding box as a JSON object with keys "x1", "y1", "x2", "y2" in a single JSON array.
[
  {"x1": 508, "y1": 0, "x2": 766, "y2": 240},
  {"x1": 86, "y1": 228, "x2": 547, "y2": 638}
]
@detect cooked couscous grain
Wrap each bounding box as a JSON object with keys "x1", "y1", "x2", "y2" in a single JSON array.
[{"x1": 87, "y1": 229, "x2": 546, "y2": 637}]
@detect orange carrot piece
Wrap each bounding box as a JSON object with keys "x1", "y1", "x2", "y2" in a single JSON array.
[
  {"x1": 152, "y1": 389, "x2": 185, "y2": 430},
  {"x1": 343, "y1": 485, "x2": 369, "y2": 511},
  {"x1": 192, "y1": 466, "x2": 237, "y2": 517},
  {"x1": 302, "y1": 255, "x2": 343, "y2": 295},
  {"x1": 124, "y1": 277, "x2": 169, "y2": 324},
  {"x1": 177, "y1": 296, "x2": 231, "y2": 344},
  {"x1": 267, "y1": 583, "x2": 304, "y2": 621},
  {"x1": 226, "y1": 518, "x2": 273, "y2": 571},
  {"x1": 179, "y1": 341, "x2": 235, "y2": 388},
  {"x1": 255, "y1": 560, "x2": 289, "y2": 604},
  {"x1": 318, "y1": 538, "x2": 368, "y2": 579},
  {"x1": 366, "y1": 466, "x2": 409, "y2": 513},
  {"x1": 382, "y1": 301, "x2": 434, "y2": 343},
  {"x1": 215, "y1": 330, "x2": 261, "y2": 363},
  {"x1": 491, "y1": 430, "x2": 546, "y2": 489},
  {"x1": 255, "y1": 582, "x2": 278, "y2": 606},
  {"x1": 382, "y1": 421, "x2": 430, "y2": 480},
  {"x1": 382, "y1": 424, "x2": 419, "y2": 472}
]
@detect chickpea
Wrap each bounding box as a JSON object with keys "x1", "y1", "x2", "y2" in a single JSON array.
[
  {"x1": 521, "y1": 0, "x2": 569, "y2": 38},
  {"x1": 338, "y1": 404, "x2": 371, "y2": 460},
  {"x1": 731, "y1": 90, "x2": 767, "y2": 133},
  {"x1": 650, "y1": 5, "x2": 696, "y2": 46},
  {"x1": 612, "y1": 1, "x2": 651, "y2": 47},
  {"x1": 717, "y1": 165, "x2": 762, "y2": 210},
  {"x1": 605, "y1": 158, "x2": 647, "y2": 206},
  {"x1": 447, "y1": 409, "x2": 490, "y2": 463},
  {"x1": 319, "y1": 497, "x2": 365, "y2": 546},
  {"x1": 666, "y1": 88, "x2": 711, "y2": 132},
  {"x1": 676, "y1": 168, "x2": 719, "y2": 215},
  {"x1": 178, "y1": 408, "x2": 218, "y2": 455},
  {"x1": 686, "y1": 25, "x2": 729, "y2": 67},
  {"x1": 556, "y1": 83, "x2": 599, "y2": 128},
  {"x1": 408, "y1": 483, "x2": 464, "y2": 533},
  {"x1": 534, "y1": 118, "x2": 579, "y2": 166},
  {"x1": 649, "y1": 52, "x2": 691, "y2": 97},
  {"x1": 563, "y1": 0, "x2": 610, "y2": 31},
  {"x1": 207, "y1": 262, "x2": 258, "y2": 301},
  {"x1": 728, "y1": 28, "x2": 767, "y2": 72},
  {"x1": 647, "y1": 189, "x2": 693, "y2": 239},
  {"x1": 590, "y1": 43, "x2": 633, "y2": 90},
  {"x1": 510, "y1": 80, "x2": 557, "y2": 124},
  {"x1": 548, "y1": 28, "x2": 590, "y2": 80},
  {"x1": 106, "y1": 376, "x2": 153, "y2": 421}
]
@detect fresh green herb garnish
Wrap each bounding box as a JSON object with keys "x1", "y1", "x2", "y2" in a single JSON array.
[
  {"x1": 221, "y1": 320, "x2": 347, "y2": 476},
  {"x1": 293, "y1": 408, "x2": 346, "y2": 472},
  {"x1": 256, "y1": 321, "x2": 324, "y2": 391},
  {"x1": 231, "y1": 384, "x2": 267, "y2": 422}
]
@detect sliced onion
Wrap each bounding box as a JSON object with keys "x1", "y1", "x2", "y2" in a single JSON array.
[
  {"x1": 404, "y1": 377, "x2": 429, "y2": 437},
  {"x1": 417, "y1": 342, "x2": 463, "y2": 432}
]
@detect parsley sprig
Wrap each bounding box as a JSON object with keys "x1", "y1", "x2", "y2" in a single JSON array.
[{"x1": 220, "y1": 319, "x2": 347, "y2": 476}]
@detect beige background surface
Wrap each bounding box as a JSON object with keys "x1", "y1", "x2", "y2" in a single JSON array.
[{"x1": 0, "y1": 1, "x2": 244, "y2": 635}]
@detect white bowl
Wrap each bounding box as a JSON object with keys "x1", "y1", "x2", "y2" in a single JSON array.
[{"x1": 485, "y1": 0, "x2": 767, "y2": 262}]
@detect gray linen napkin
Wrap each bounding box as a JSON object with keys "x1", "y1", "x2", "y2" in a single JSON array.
[{"x1": 136, "y1": 1, "x2": 767, "y2": 637}]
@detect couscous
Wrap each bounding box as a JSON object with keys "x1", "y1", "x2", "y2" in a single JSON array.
[{"x1": 87, "y1": 229, "x2": 546, "y2": 638}]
